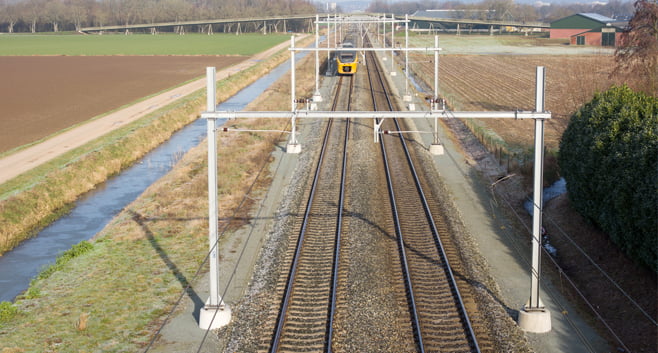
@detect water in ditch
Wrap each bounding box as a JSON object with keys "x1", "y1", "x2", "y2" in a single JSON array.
[{"x1": 0, "y1": 48, "x2": 313, "y2": 302}]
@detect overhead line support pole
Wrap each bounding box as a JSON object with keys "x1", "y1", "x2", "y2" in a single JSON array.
[
  {"x1": 313, "y1": 15, "x2": 322, "y2": 103},
  {"x1": 429, "y1": 35, "x2": 443, "y2": 155},
  {"x1": 334, "y1": 14, "x2": 337, "y2": 53},
  {"x1": 518, "y1": 66, "x2": 551, "y2": 333},
  {"x1": 391, "y1": 14, "x2": 395, "y2": 75},
  {"x1": 288, "y1": 36, "x2": 301, "y2": 153},
  {"x1": 404, "y1": 14, "x2": 410, "y2": 99},
  {"x1": 327, "y1": 14, "x2": 331, "y2": 61},
  {"x1": 199, "y1": 67, "x2": 231, "y2": 330}
]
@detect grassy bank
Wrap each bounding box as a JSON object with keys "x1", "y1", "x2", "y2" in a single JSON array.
[
  {"x1": 0, "y1": 36, "x2": 318, "y2": 350},
  {"x1": 0, "y1": 33, "x2": 289, "y2": 56},
  {"x1": 0, "y1": 38, "x2": 302, "y2": 256}
]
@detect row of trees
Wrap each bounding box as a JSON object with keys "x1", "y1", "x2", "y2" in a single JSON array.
[
  {"x1": 1, "y1": 0, "x2": 640, "y2": 33},
  {"x1": 0, "y1": 0, "x2": 316, "y2": 33},
  {"x1": 365, "y1": 0, "x2": 636, "y2": 23}
]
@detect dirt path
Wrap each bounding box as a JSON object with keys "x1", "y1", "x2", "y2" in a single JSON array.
[{"x1": 0, "y1": 37, "x2": 298, "y2": 185}]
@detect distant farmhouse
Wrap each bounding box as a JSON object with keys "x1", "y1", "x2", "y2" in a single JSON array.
[{"x1": 550, "y1": 13, "x2": 628, "y2": 47}]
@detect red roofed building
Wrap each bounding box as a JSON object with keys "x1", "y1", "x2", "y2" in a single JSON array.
[{"x1": 550, "y1": 13, "x2": 627, "y2": 47}]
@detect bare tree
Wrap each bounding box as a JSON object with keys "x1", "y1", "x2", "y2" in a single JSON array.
[
  {"x1": 102, "y1": 0, "x2": 142, "y2": 28},
  {"x1": 510, "y1": 4, "x2": 540, "y2": 23},
  {"x1": 613, "y1": 0, "x2": 658, "y2": 96},
  {"x1": 484, "y1": 0, "x2": 513, "y2": 20},
  {"x1": 2, "y1": 0, "x2": 317, "y2": 32},
  {"x1": 366, "y1": 0, "x2": 391, "y2": 14},
  {"x1": 65, "y1": 0, "x2": 93, "y2": 32},
  {"x1": 44, "y1": 0, "x2": 66, "y2": 32},
  {"x1": 142, "y1": 0, "x2": 162, "y2": 24},
  {"x1": 0, "y1": 0, "x2": 19, "y2": 33},
  {"x1": 20, "y1": 0, "x2": 47, "y2": 33},
  {"x1": 593, "y1": 0, "x2": 636, "y2": 18}
]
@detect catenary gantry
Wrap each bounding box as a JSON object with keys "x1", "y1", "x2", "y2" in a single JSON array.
[{"x1": 198, "y1": 14, "x2": 552, "y2": 336}]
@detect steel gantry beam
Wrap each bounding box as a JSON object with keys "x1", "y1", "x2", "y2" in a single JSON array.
[{"x1": 201, "y1": 110, "x2": 551, "y2": 120}]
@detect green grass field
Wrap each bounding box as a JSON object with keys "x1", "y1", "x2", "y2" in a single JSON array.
[{"x1": 0, "y1": 33, "x2": 290, "y2": 56}]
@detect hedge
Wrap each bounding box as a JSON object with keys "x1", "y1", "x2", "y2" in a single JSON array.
[{"x1": 558, "y1": 85, "x2": 657, "y2": 272}]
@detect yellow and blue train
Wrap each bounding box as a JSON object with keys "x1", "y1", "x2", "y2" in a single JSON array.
[
  {"x1": 325, "y1": 35, "x2": 359, "y2": 76},
  {"x1": 336, "y1": 42, "x2": 357, "y2": 75}
]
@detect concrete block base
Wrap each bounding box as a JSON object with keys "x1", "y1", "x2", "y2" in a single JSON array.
[
  {"x1": 199, "y1": 302, "x2": 231, "y2": 330},
  {"x1": 313, "y1": 94, "x2": 323, "y2": 102},
  {"x1": 390, "y1": 72, "x2": 397, "y2": 76},
  {"x1": 518, "y1": 306, "x2": 551, "y2": 333},
  {"x1": 429, "y1": 143, "x2": 444, "y2": 155},
  {"x1": 403, "y1": 94, "x2": 412, "y2": 102},
  {"x1": 286, "y1": 143, "x2": 302, "y2": 154},
  {"x1": 408, "y1": 103, "x2": 416, "y2": 111}
]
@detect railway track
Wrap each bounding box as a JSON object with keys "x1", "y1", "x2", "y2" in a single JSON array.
[
  {"x1": 261, "y1": 34, "x2": 488, "y2": 352},
  {"x1": 265, "y1": 76, "x2": 354, "y2": 352},
  {"x1": 365, "y1": 43, "x2": 481, "y2": 352}
]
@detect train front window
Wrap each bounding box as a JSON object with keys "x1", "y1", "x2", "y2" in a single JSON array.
[{"x1": 340, "y1": 53, "x2": 355, "y2": 63}]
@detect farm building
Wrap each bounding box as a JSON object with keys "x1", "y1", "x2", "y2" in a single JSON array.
[{"x1": 550, "y1": 13, "x2": 627, "y2": 46}]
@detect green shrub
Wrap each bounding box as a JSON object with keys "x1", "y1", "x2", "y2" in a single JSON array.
[
  {"x1": 0, "y1": 301, "x2": 18, "y2": 325},
  {"x1": 22, "y1": 286, "x2": 41, "y2": 300},
  {"x1": 38, "y1": 241, "x2": 94, "y2": 280},
  {"x1": 558, "y1": 85, "x2": 658, "y2": 272}
]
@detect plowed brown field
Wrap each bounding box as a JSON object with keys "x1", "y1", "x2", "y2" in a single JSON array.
[
  {"x1": 0, "y1": 56, "x2": 245, "y2": 153},
  {"x1": 414, "y1": 54, "x2": 622, "y2": 150}
]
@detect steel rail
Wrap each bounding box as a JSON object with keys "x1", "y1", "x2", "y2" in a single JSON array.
[
  {"x1": 364, "y1": 42, "x2": 426, "y2": 353},
  {"x1": 269, "y1": 76, "x2": 351, "y2": 353},
  {"x1": 390, "y1": 117, "x2": 481, "y2": 352},
  {"x1": 369, "y1": 34, "x2": 480, "y2": 351},
  {"x1": 384, "y1": 64, "x2": 481, "y2": 352},
  {"x1": 327, "y1": 75, "x2": 353, "y2": 353}
]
